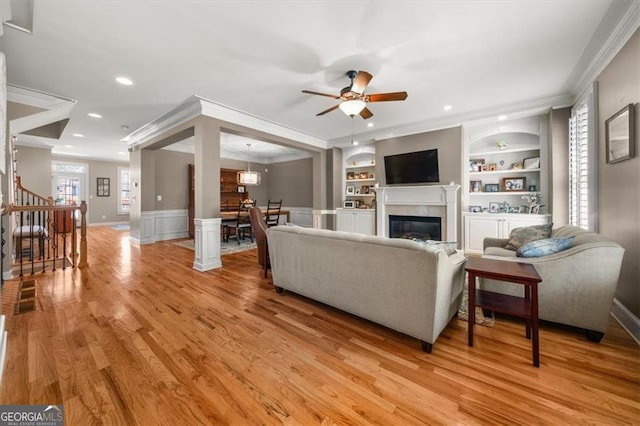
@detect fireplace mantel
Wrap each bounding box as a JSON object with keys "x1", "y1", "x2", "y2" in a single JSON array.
[{"x1": 374, "y1": 185, "x2": 460, "y2": 241}]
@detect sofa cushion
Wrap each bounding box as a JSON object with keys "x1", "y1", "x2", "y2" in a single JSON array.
[
  {"x1": 516, "y1": 236, "x2": 575, "y2": 258},
  {"x1": 485, "y1": 246, "x2": 517, "y2": 257},
  {"x1": 504, "y1": 223, "x2": 553, "y2": 251},
  {"x1": 415, "y1": 240, "x2": 458, "y2": 255}
]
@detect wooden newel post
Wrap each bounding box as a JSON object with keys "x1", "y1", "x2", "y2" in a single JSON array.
[{"x1": 79, "y1": 201, "x2": 88, "y2": 268}]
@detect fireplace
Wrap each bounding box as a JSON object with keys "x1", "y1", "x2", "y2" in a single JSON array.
[
  {"x1": 389, "y1": 215, "x2": 441, "y2": 241},
  {"x1": 375, "y1": 185, "x2": 460, "y2": 241}
]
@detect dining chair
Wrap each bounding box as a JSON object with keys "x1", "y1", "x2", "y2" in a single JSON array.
[
  {"x1": 249, "y1": 207, "x2": 271, "y2": 277},
  {"x1": 225, "y1": 201, "x2": 254, "y2": 244},
  {"x1": 266, "y1": 199, "x2": 282, "y2": 227}
]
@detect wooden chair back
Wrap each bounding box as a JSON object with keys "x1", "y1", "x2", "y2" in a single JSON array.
[{"x1": 266, "y1": 199, "x2": 282, "y2": 227}]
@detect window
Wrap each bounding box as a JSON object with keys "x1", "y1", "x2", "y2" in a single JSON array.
[
  {"x1": 118, "y1": 167, "x2": 130, "y2": 214},
  {"x1": 568, "y1": 85, "x2": 597, "y2": 230},
  {"x1": 51, "y1": 161, "x2": 88, "y2": 208}
]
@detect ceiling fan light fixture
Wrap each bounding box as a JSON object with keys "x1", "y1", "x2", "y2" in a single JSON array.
[{"x1": 339, "y1": 99, "x2": 366, "y2": 117}]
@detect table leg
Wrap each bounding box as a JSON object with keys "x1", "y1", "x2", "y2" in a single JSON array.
[
  {"x1": 468, "y1": 272, "x2": 475, "y2": 347},
  {"x1": 524, "y1": 284, "x2": 531, "y2": 340},
  {"x1": 532, "y1": 282, "x2": 539, "y2": 367}
]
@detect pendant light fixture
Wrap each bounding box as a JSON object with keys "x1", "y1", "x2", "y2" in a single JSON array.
[{"x1": 237, "y1": 143, "x2": 261, "y2": 185}]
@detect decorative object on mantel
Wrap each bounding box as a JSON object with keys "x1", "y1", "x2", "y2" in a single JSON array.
[
  {"x1": 605, "y1": 103, "x2": 635, "y2": 164},
  {"x1": 238, "y1": 143, "x2": 261, "y2": 185}
]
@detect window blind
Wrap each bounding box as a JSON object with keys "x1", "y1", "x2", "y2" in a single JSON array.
[{"x1": 569, "y1": 102, "x2": 590, "y2": 229}]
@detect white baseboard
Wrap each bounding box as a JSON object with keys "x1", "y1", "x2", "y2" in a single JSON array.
[
  {"x1": 88, "y1": 220, "x2": 129, "y2": 227},
  {"x1": 611, "y1": 298, "x2": 640, "y2": 345}
]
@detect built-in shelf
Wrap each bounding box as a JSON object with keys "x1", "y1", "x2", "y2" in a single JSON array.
[
  {"x1": 469, "y1": 191, "x2": 531, "y2": 196},
  {"x1": 346, "y1": 162, "x2": 376, "y2": 169},
  {"x1": 469, "y1": 168, "x2": 540, "y2": 176},
  {"x1": 471, "y1": 147, "x2": 539, "y2": 156},
  {"x1": 346, "y1": 178, "x2": 376, "y2": 182}
]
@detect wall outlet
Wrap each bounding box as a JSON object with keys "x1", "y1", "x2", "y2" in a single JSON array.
[
  {"x1": 101, "y1": 215, "x2": 106, "y2": 220},
  {"x1": 157, "y1": 195, "x2": 162, "y2": 201}
]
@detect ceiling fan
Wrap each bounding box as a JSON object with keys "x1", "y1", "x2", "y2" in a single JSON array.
[{"x1": 302, "y1": 70, "x2": 408, "y2": 119}]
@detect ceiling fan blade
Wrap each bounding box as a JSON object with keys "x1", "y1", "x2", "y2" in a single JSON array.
[
  {"x1": 302, "y1": 90, "x2": 340, "y2": 99},
  {"x1": 366, "y1": 92, "x2": 408, "y2": 102},
  {"x1": 316, "y1": 104, "x2": 340, "y2": 116},
  {"x1": 350, "y1": 71, "x2": 373, "y2": 94},
  {"x1": 359, "y1": 107, "x2": 373, "y2": 120}
]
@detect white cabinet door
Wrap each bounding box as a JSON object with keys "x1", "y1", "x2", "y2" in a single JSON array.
[
  {"x1": 336, "y1": 209, "x2": 376, "y2": 235},
  {"x1": 503, "y1": 215, "x2": 549, "y2": 235},
  {"x1": 354, "y1": 211, "x2": 376, "y2": 235},
  {"x1": 336, "y1": 209, "x2": 355, "y2": 232},
  {"x1": 464, "y1": 213, "x2": 551, "y2": 254},
  {"x1": 464, "y1": 215, "x2": 502, "y2": 253}
]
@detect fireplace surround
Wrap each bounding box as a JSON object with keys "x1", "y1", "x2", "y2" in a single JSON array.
[{"x1": 374, "y1": 185, "x2": 460, "y2": 241}]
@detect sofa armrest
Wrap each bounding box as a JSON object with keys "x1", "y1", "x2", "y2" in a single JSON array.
[{"x1": 483, "y1": 237, "x2": 508, "y2": 250}]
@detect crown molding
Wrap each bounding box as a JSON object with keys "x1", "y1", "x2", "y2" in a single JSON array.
[
  {"x1": 124, "y1": 95, "x2": 203, "y2": 145},
  {"x1": 571, "y1": 0, "x2": 640, "y2": 99},
  {"x1": 7, "y1": 84, "x2": 76, "y2": 109},
  {"x1": 127, "y1": 95, "x2": 327, "y2": 151},
  {"x1": 329, "y1": 92, "x2": 572, "y2": 146}
]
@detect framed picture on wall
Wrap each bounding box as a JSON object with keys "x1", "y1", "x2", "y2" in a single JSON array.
[
  {"x1": 606, "y1": 103, "x2": 635, "y2": 164},
  {"x1": 97, "y1": 177, "x2": 110, "y2": 197}
]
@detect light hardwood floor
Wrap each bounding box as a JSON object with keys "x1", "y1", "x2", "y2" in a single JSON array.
[{"x1": 1, "y1": 226, "x2": 638, "y2": 424}]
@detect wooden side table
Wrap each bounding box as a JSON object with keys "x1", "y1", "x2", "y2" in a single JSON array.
[{"x1": 465, "y1": 257, "x2": 543, "y2": 367}]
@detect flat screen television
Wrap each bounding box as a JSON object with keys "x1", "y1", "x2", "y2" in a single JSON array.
[{"x1": 384, "y1": 149, "x2": 440, "y2": 184}]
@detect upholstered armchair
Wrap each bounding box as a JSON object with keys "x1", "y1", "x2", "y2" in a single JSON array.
[
  {"x1": 249, "y1": 207, "x2": 270, "y2": 277},
  {"x1": 481, "y1": 225, "x2": 625, "y2": 342}
]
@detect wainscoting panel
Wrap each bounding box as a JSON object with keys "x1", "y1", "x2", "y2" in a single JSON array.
[
  {"x1": 154, "y1": 209, "x2": 189, "y2": 241},
  {"x1": 286, "y1": 207, "x2": 313, "y2": 227},
  {"x1": 140, "y1": 212, "x2": 156, "y2": 244}
]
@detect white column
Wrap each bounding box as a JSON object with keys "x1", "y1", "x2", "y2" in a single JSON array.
[
  {"x1": 193, "y1": 218, "x2": 222, "y2": 271},
  {"x1": 443, "y1": 185, "x2": 460, "y2": 242}
]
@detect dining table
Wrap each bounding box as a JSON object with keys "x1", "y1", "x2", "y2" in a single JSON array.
[{"x1": 220, "y1": 209, "x2": 290, "y2": 223}]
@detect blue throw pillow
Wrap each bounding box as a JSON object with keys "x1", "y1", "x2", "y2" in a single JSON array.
[{"x1": 516, "y1": 237, "x2": 575, "y2": 258}]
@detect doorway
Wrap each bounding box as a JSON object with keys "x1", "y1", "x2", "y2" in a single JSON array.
[{"x1": 51, "y1": 161, "x2": 88, "y2": 225}]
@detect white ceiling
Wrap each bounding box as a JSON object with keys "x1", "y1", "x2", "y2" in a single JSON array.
[{"x1": 0, "y1": 0, "x2": 635, "y2": 163}]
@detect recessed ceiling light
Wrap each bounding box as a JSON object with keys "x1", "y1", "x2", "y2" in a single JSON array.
[
  {"x1": 88, "y1": 113, "x2": 102, "y2": 118},
  {"x1": 64, "y1": 145, "x2": 74, "y2": 148},
  {"x1": 72, "y1": 133, "x2": 84, "y2": 138},
  {"x1": 352, "y1": 140, "x2": 359, "y2": 146},
  {"x1": 116, "y1": 76, "x2": 133, "y2": 85},
  {"x1": 443, "y1": 105, "x2": 453, "y2": 111},
  {"x1": 117, "y1": 151, "x2": 127, "y2": 155},
  {"x1": 367, "y1": 122, "x2": 374, "y2": 128},
  {"x1": 498, "y1": 115, "x2": 507, "y2": 121}
]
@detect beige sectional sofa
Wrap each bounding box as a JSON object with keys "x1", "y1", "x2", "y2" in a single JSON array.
[
  {"x1": 267, "y1": 226, "x2": 466, "y2": 352},
  {"x1": 481, "y1": 225, "x2": 625, "y2": 341}
]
